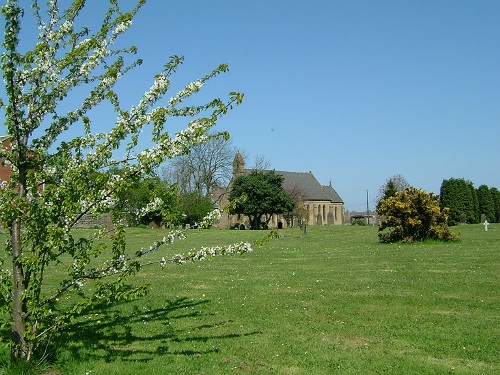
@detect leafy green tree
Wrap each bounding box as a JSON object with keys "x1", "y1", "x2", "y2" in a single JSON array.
[
  {"x1": 118, "y1": 175, "x2": 159, "y2": 225},
  {"x1": 0, "y1": 0, "x2": 247, "y2": 362},
  {"x1": 477, "y1": 185, "x2": 495, "y2": 222},
  {"x1": 378, "y1": 187, "x2": 457, "y2": 243},
  {"x1": 111, "y1": 169, "x2": 181, "y2": 226},
  {"x1": 490, "y1": 187, "x2": 500, "y2": 223},
  {"x1": 179, "y1": 191, "x2": 215, "y2": 226},
  {"x1": 229, "y1": 171, "x2": 295, "y2": 230},
  {"x1": 440, "y1": 178, "x2": 478, "y2": 225},
  {"x1": 136, "y1": 177, "x2": 181, "y2": 227}
]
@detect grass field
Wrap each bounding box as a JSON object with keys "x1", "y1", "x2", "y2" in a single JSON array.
[{"x1": 1, "y1": 224, "x2": 499, "y2": 374}]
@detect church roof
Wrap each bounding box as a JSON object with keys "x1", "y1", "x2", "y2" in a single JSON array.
[
  {"x1": 244, "y1": 169, "x2": 343, "y2": 204},
  {"x1": 321, "y1": 183, "x2": 344, "y2": 204}
]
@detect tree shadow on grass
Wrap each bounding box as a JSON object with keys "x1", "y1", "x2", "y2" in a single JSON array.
[{"x1": 49, "y1": 296, "x2": 260, "y2": 365}]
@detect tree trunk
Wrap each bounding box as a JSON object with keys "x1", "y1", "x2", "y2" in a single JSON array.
[
  {"x1": 11, "y1": 216, "x2": 26, "y2": 360},
  {"x1": 11, "y1": 163, "x2": 28, "y2": 361},
  {"x1": 250, "y1": 214, "x2": 262, "y2": 230}
]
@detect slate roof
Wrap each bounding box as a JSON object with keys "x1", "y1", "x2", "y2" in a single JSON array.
[
  {"x1": 321, "y1": 183, "x2": 344, "y2": 204},
  {"x1": 244, "y1": 169, "x2": 343, "y2": 204}
]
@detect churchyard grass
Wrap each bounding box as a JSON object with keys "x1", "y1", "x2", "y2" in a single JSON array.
[{"x1": 1, "y1": 224, "x2": 499, "y2": 374}]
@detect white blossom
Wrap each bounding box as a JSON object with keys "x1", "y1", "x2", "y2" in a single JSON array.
[
  {"x1": 110, "y1": 20, "x2": 132, "y2": 44},
  {"x1": 140, "y1": 197, "x2": 164, "y2": 217},
  {"x1": 59, "y1": 20, "x2": 73, "y2": 33}
]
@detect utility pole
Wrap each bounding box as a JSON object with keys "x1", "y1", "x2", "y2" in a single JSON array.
[{"x1": 366, "y1": 189, "x2": 370, "y2": 225}]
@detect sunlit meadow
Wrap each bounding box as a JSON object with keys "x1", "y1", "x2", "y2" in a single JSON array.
[{"x1": 1, "y1": 224, "x2": 498, "y2": 374}]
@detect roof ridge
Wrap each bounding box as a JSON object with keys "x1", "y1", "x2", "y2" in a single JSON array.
[{"x1": 241, "y1": 168, "x2": 343, "y2": 203}]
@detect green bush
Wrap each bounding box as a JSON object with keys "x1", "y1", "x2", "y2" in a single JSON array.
[{"x1": 351, "y1": 219, "x2": 366, "y2": 226}]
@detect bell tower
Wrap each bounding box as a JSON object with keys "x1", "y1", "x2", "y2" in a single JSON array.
[{"x1": 233, "y1": 152, "x2": 245, "y2": 177}]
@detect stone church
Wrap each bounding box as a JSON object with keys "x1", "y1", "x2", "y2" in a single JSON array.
[{"x1": 211, "y1": 153, "x2": 344, "y2": 229}]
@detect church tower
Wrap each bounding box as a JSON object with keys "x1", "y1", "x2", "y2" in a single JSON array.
[{"x1": 233, "y1": 152, "x2": 245, "y2": 177}]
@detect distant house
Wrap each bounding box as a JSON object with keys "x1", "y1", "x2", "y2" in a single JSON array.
[
  {"x1": 211, "y1": 153, "x2": 344, "y2": 229},
  {"x1": 346, "y1": 211, "x2": 378, "y2": 225},
  {"x1": 0, "y1": 136, "x2": 12, "y2": 183},
  {"x1": 0, "y1": 135, "x2": 42, "y2": 189}
]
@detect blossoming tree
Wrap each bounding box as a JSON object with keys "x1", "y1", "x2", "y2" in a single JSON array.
[{"x1": 0, "y1": 0, "x2": 249, "y2": 362}]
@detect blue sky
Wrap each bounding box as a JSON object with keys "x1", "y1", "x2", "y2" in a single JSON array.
[{"x1": 2, "y1": 0, "x2": 500, "y2": 211}]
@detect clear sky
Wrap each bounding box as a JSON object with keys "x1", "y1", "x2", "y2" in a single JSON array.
[{"x1": 2, "y1": 1, "x2": 500, "y2": 211}]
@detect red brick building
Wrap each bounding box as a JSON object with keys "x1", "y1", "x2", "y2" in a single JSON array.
[{"x1": 0, "y1": 136, "x2": 12, "y2": 183}]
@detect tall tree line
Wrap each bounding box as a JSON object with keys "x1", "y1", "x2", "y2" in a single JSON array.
[{"x1": 439, "y1": 178, "x2": 500, "y2": 225}]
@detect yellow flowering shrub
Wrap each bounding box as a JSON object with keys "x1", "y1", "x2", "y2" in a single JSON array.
[{"x1": 378, "y1": 188, "x2": 457, "y2": 243}]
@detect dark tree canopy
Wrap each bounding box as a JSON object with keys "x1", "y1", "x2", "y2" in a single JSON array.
[
  {"x1": 229, "y1": 171, "x2": 295, "y2": 230},
  {"x1": 490, "y1": 187, "x2": 500, "y2": 223},
  {"x1": 477, "y1": 185, "x2": 495, "y2": 222},
  {"x1": 180, "y1": 191, "x2": 215, "y2": 226},
  {"x1": 468, "y1": 182, "x2": 480, "y2": 223},
  {"x1": 110, "y1": 170, "x2": 180, "y2": 226},
  {"x1": 440, "y1": 178, "x2": 479, "y2": 225},
  {"x1": 112, "y1": 169, "x2": 215, "y2": 227}
]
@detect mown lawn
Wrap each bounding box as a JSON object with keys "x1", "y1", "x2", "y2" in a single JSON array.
[{"x1": 2, "y1": 224, "x2": 499, "y2": 374}]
